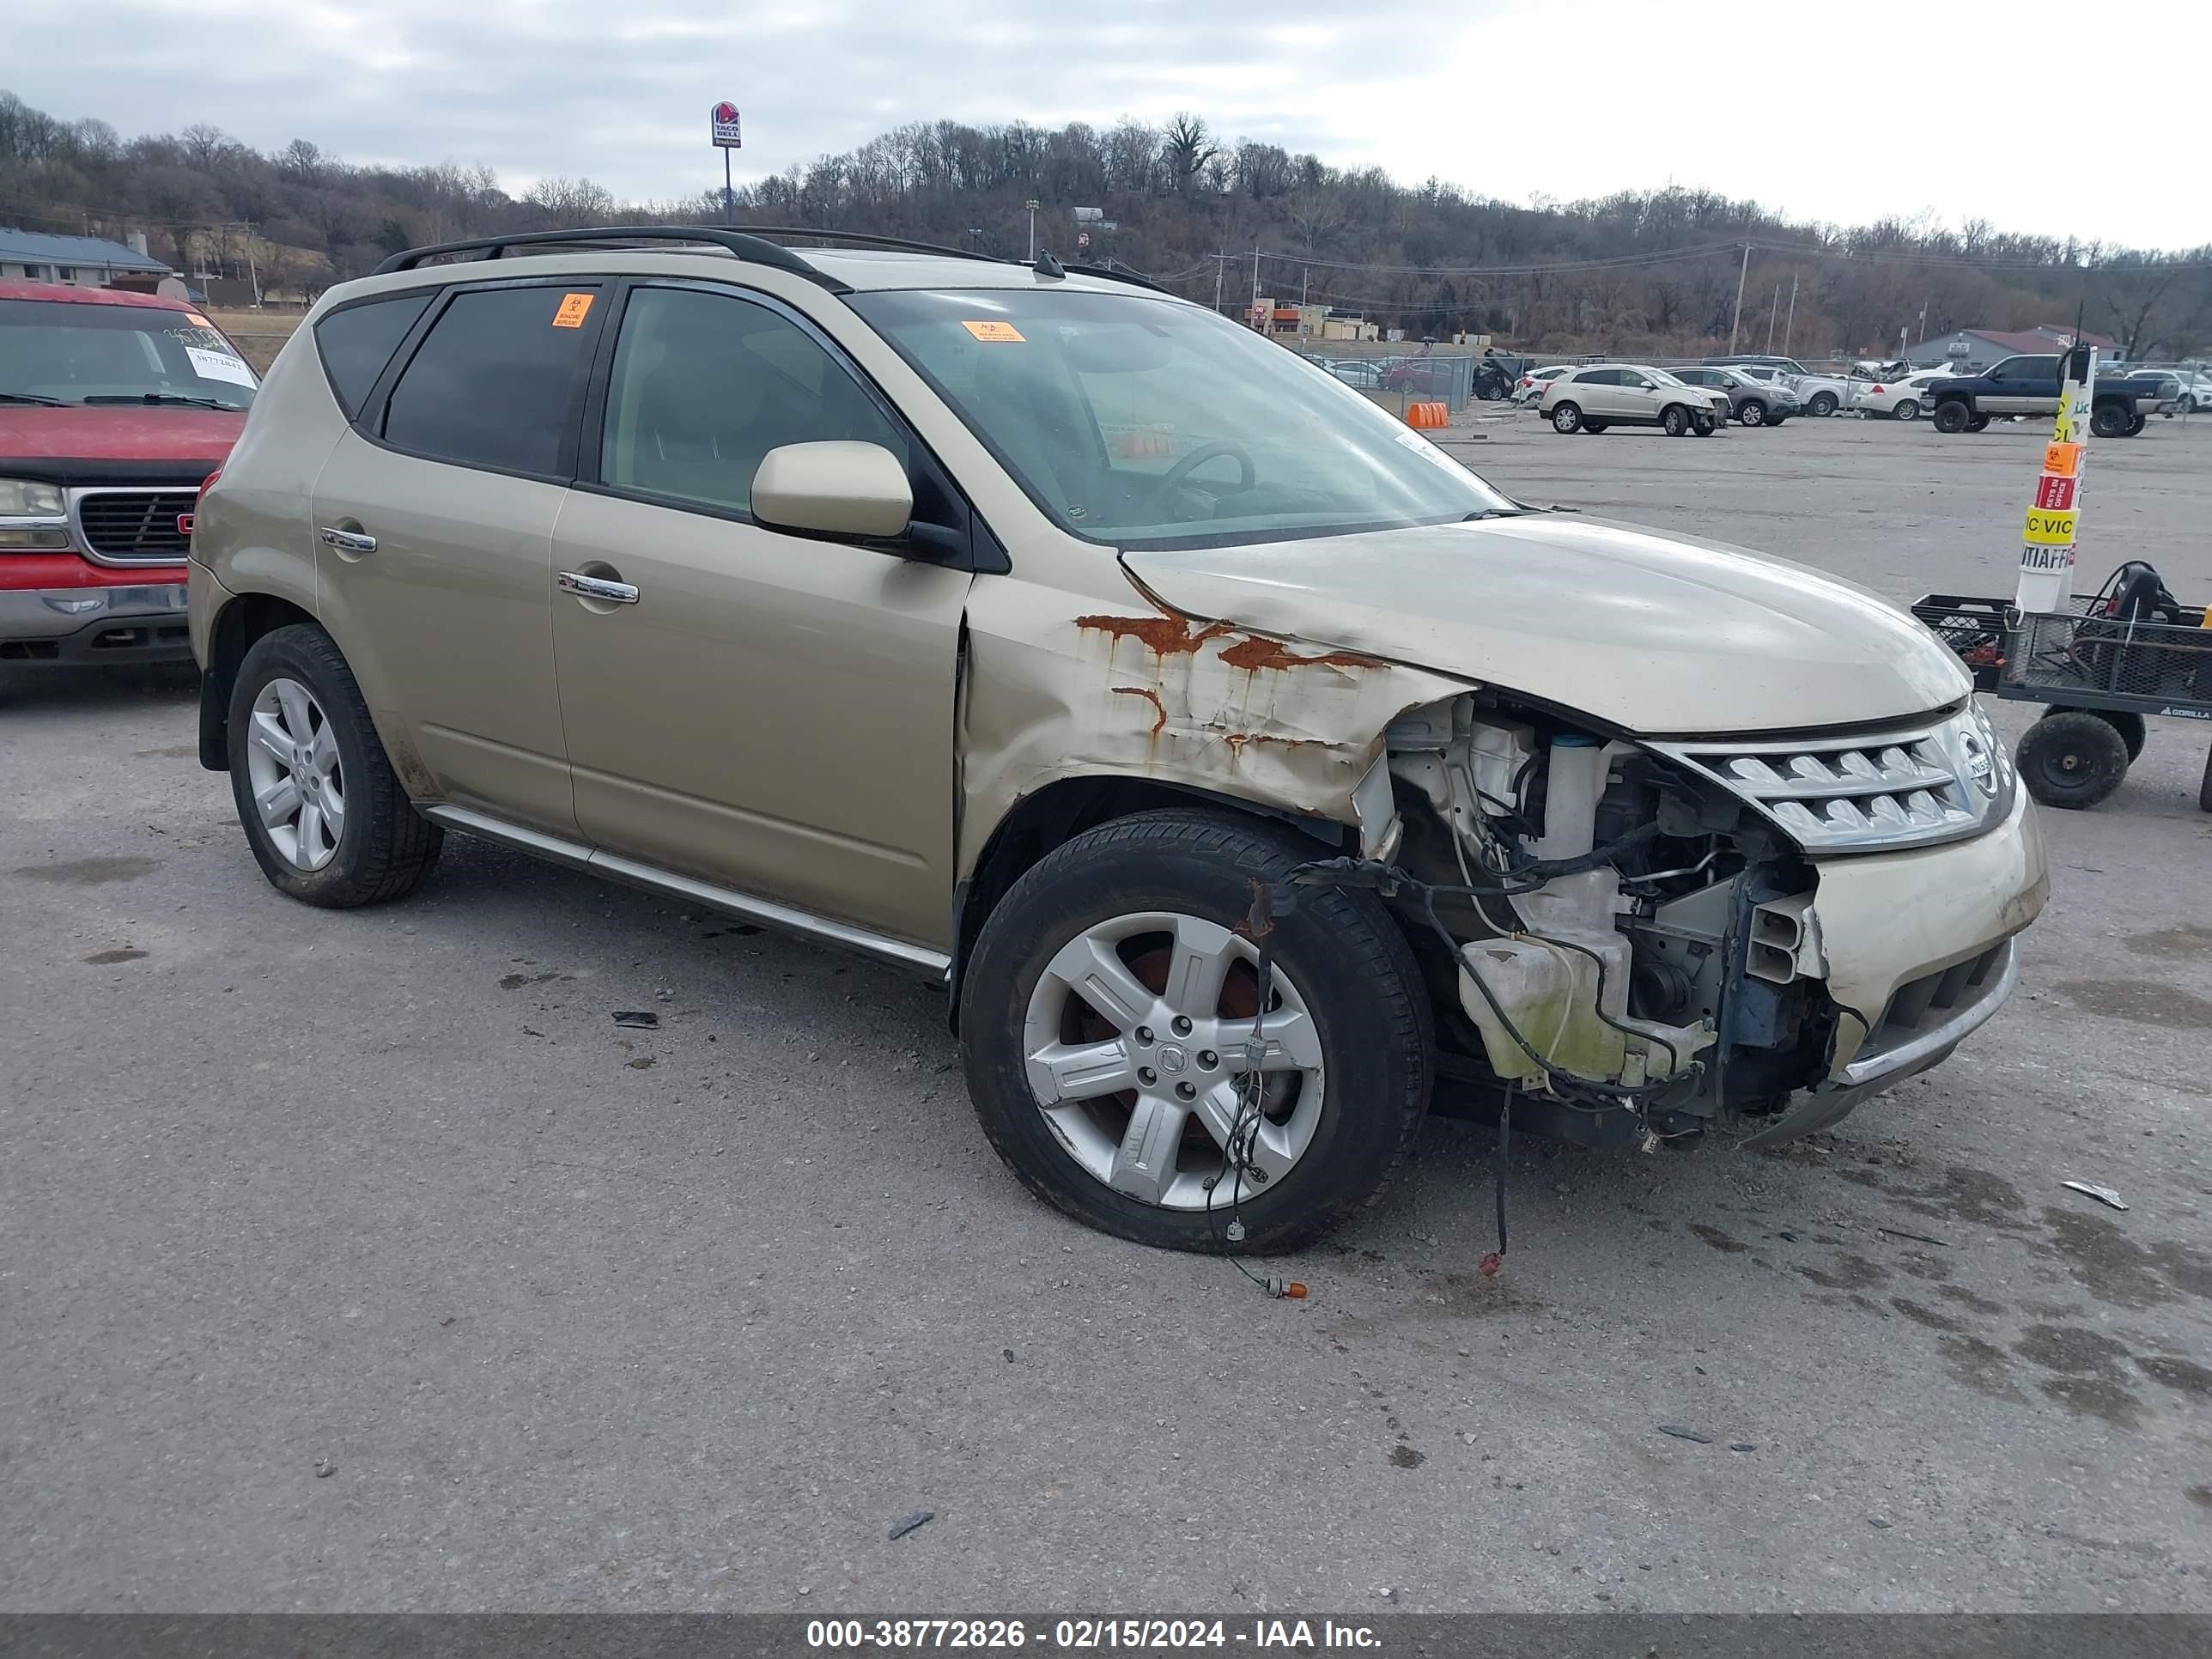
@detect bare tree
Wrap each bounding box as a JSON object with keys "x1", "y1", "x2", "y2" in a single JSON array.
[
  {"x1": 179, "y1": 123, "x2": 233, "y2": 170},
  {"x1": 1160, "y1": 113, "x2": 1217, "y2": 196},
  {"x1": 523, "y1": 176, "x2": 617, "y2": 225}
]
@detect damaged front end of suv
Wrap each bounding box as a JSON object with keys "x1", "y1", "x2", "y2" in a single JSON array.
[{"x1": 1370, "y1": 690, "x2": 2040, "y2": 1148}]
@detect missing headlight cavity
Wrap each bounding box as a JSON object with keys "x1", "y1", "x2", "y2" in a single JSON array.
[{"x1": 1376, "y1": 693, "x2": 1843, "y2": 1142}]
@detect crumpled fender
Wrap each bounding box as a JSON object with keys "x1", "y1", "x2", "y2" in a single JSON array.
[{"x1": 956, "y1": 569, "x2": 1472, "y2": 878}]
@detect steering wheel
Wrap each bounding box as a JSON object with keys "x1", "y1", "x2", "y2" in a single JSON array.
[{"x1": 1146, "y1": 440, "x2": 1258, "y2": 508}]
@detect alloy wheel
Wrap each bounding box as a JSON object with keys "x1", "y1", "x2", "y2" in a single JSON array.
[
  {"x1": 241, "y1": 677, "x2": 346, "y2": 871},
  {"x1": 1021, "y1": 911, "x2": 1327, "y2": 1210}
]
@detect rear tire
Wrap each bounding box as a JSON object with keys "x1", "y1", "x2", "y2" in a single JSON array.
[
  {"x1": 959, "y1": 810, "x2": 1432, "y2": 1253},
  {"x1": 1550, "y1": 402, "x2": 1583, "y2": 434},
  {"x1": 2016, "y1": 711, "x2": 2129, "y2": 810},
  {"x1": 1808, "y1": 391, "x2": 1838, "y2": 417},
  {"x1": 1932, "y1": 399, "x2": 1970, "y2": 433},
  {"x1": 228, "y1": 624, "x2": 443, "y2": 907},
  {"x1": 1893, "y1": 398, "x2": 1922, "y2": 421},
  {"x1": 1583, "y1": 421, "x2": 1608, "y2": 433}
]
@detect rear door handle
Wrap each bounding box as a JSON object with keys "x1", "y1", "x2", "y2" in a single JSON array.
[
  {"x1": 557, "y1": 570, "x2": 640, "y2": 605},
  {"x1": 318, "y1": 526, "x2": 377, "y2": 554}
]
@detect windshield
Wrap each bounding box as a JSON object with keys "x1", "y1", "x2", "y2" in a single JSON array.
[
  {"x1": 848, "y1": 288, "x2": 1519, "y2": 549},
  {"x1": 0, "y1": 298, "x2": 258, "y2": 410}
]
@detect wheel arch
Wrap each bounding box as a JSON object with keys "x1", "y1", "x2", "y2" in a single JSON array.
[
  {"x1": 198, "y1": 591, "x2": 319, "y2": 770},
  {"x1": 947, "y1": 775, "x2": 1353, "y2": 1026}
]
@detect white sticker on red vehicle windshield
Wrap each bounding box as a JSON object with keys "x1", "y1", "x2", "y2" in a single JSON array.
[{"x1": 185, "y1": 346, "x2": 256, "y2": 388}]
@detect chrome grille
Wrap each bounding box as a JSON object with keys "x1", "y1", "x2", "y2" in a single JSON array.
[
  {"x1": 73, "y1": 489, "x2": 197, "y2": 563},
  {"x1": 1653, "y1": 705, "x2": 2010, "y2": 854}
]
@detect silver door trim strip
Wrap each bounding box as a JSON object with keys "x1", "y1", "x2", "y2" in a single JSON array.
[{"x1": 418, "y1": 804, "x2": 951, "y2": 976}]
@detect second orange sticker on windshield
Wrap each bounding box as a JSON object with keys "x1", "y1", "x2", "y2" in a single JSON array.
[
  {"x1": 552, "y1": 293, "x2": 595, "y2": 328},
  {"x1": 961, "y1": 319, "x2": 1025, "y2": 343}
]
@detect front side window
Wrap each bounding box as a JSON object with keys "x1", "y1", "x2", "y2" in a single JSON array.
[
  {"x1": 599, "y1": 286, "x2": 905, "y2": 516},
  {"x1": 849, "y1": 287, "x2": 1517, "y2": 549},
  {"x1": 382, "y1": 284, "x2": 600, "y2": 476},
  {"x1": 0, "y1": 296, "x2": 258, "y2": 409}
]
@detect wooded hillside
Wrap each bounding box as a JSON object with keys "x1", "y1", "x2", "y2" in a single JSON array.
[{"x1": 5, "y1": 91, "x2": 2206, "y2": 358}]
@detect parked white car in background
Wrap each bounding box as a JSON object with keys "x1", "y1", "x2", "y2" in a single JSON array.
[
  {"x1": 1514, "y1": 363, "x2": 1572, "y2": 406},
  {"x1": 1539, "y1": 363, "x2": 1727, "y2": 434},
  {"x1": 1855, "y1": 368, "x2": 1952, "y2": 421}
]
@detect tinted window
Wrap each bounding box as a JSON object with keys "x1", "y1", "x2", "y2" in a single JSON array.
[
  {"x1": 383, "y1": 285, "x2": 599, "y2": 476},
  {"x1": 599, "y1": 286, "x2": 904, "y2": 515},
  {"x1": 315, "y1": 293, "x2": 432, "y2": 419},
  {"x1": 1577, "y1": 368, "x2": 1621, "y2": 386}
]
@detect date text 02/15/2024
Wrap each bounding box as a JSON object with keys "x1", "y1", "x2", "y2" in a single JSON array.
[{"x1": 805, "y1": 1620, "x2": 1382, "y2": 1650}]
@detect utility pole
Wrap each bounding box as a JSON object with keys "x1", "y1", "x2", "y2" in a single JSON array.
[
  {"x1": 1025, "y1": 199, "x2": 1041, "y2": 261},
  {"x1": 1765, "y1": 280, "x2": 1781, "y2": 352},
  {"x1": 1783, "y1": 274, "x2": 1797, "y2": 356},
  {"x1": 1250, "y1": 246, "x2": 1263, "y2": 328},
  {"x1": 1917, "y1": 299, "x2": 1928, "y2": 343},
  {"x1": 1212, "y1": 251, "x2": 1225, "y2": 314},
  {"x1": 1727, "y1": 242, "x2": 1752, "y2": 356}
]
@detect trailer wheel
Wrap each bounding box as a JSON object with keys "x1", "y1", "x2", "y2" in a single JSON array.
[
  {"x1": 2042, "y1": 705, "x2": 2146, "y2": 761},
  {"x1": 2017, "y1": 711, "x2": 2129, "y2": 809},
  {"x1": 2201, "y1": 743, "x2": 2212, "y2": 814}
]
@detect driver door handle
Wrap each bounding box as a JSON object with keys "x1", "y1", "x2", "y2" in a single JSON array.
[
  {"x1": 557, "y1": 570, "x2": 640, "y2": 605},
  {"x1": 318, "y1": 526, "x2": 376, "y2": 554}
]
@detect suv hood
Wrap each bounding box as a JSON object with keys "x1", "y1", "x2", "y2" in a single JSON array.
[
  {"x1": 0, "y1": 406, "x2": 243, "y2": 474},
  {"x1": 1121, "y1": 515, "x2": 1970, "y2": 736}
]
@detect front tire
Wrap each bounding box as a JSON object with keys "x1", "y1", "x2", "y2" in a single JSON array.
[
  {"x1": 2091, "y1": 402, "x2": 2129, "y2": 438},
  {"x1": 959, "y1": 811, "x2": 1432, "y2": 1253},
  {"x1": 2016, "y1": 711, "x2": 2130, "y2": 810},
  {"x1": 2125, "y1": 414, "x2": 2148, "y2": 436},
  {"x1": 1550, "y1": 402, "x2": 1583, "y2": 434},
  {"x1": 228, "y1": 624, "x2": 443, "y2": 907},
  {"x1": 1808, "y1": 391, "x2": 1838, "y2": 417},
  {"x1": 1662, "y1": 404, "x2": 1691, "y2": 437},
  {"x1": 1738, "y1": 399, "x2": 1766, "y2": 427},
  {"x1": 1932, "y1": 400, "x2": 1971, "y2": 433}
]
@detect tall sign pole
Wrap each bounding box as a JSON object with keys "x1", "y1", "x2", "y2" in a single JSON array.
[
  {"x1": 709, "y1": 102, "x2": 743, "y2": 226},
  {"x1": 1727, "y1": 242, "x2": 1752, "y2": 355},
  {"x1": 2014, "y1": 339, "x2": 2096, "y2": 614}
]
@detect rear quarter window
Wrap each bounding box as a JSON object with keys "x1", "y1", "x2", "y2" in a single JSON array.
[
  {"x1": 314, "y1": 294, "x2": 434, "y2": 420},
  {"x1": 380, "y1": 285, "x2": 601, "y2": 477}
]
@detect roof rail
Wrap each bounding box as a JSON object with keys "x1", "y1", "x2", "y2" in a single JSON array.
[
  {"x1": 726, "y1": 226, "x2": 1002, "y2": 264},
  {"x1": 372, "y1": 225, "x2": 848, "y2": 290},
  {"x1": 1060, "y1": 260, "x2": 1171, "y2": 295}
]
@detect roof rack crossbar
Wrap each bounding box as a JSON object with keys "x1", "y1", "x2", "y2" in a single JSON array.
[{"x1": 372, "y1": 225, "x2": 848, "y2": 289}]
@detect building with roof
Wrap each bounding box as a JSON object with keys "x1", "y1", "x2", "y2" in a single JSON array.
[
  {"x1": 1904, "y1": 324, "x2": 2121, "y2": 372},
  {"x1": 0, "y1": 228, "x2": 172, "y2": 290}
]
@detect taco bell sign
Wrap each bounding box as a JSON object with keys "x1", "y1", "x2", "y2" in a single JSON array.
[{"x1": 710, "y1": 102, "x2": 743, "y2": 149}]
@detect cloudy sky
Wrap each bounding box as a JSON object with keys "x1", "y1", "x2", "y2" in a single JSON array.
[{"x1": 10, "y1": 0, "x2": 2207, "y2": 248}]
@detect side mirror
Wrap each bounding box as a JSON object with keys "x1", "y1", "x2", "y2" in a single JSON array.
[{"x1": 751, "y1": 441, "x2": 912, "y2": 540}]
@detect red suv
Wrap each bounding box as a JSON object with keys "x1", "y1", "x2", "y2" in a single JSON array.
[{"x1": 0, "y1": 281, "x2": 254, "y2": 665}]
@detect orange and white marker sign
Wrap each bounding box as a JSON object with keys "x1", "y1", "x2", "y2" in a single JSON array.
[{"x1": 2014, "y1": 350, "x2": 2096, "y2": 612}]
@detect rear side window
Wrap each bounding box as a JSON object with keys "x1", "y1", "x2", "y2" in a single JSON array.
[
  {"x1": 314, "y1": 294, "x2": 431, "y2": 419},
  {"x1": 382, "y1": 285, "x2": 600, "y2": 477}
]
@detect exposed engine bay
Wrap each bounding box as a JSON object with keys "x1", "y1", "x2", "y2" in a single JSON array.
[{"x1": 1376, "y1": 695, "x2": 1842, "y2": 1142}]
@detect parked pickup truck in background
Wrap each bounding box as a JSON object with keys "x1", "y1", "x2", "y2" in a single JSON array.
[{"x1": 1923, "y1": 355, "x2": 2181, "y2": 436}]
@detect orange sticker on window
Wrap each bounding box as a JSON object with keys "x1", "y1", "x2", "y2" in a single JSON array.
[
  {"x1": 961, "y1": 319, "x2": 1025, "y2": 343},
  {"x1": 551, "y1": 293, "x2": 595, "y2": 328},
  {"x1": 185, "y1": 311, "x2": 214, "y2": 327}
]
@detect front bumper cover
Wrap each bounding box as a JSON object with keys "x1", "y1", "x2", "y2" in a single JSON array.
[{"x1": 0, "y1": 581, "x2": 192, "y2": 663}]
